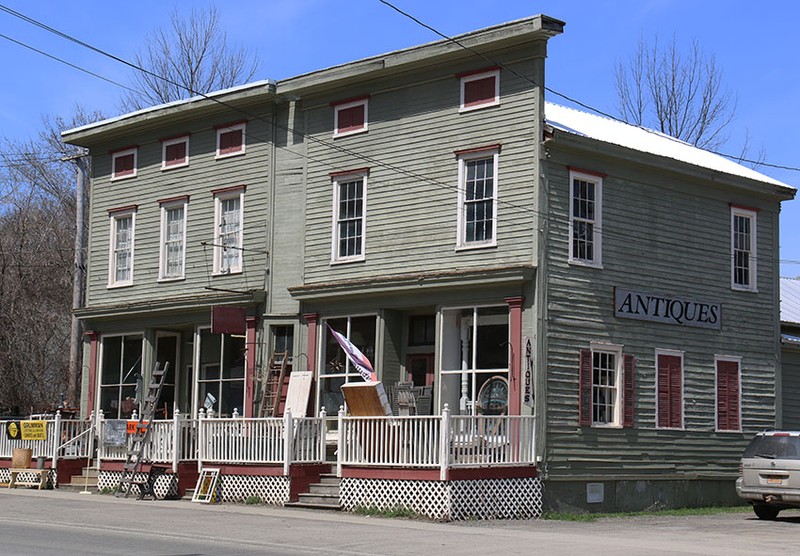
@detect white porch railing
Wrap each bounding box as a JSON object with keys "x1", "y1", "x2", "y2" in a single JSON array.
[{"x1": 338, "y1": 404, "x2": 536, "y2": 479}]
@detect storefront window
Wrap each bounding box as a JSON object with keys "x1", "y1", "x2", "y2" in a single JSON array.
[
  {"x1": 440, "y1": 306, "x2": 509, "y2": 415},
  {"x1": 99, "y1": 334, "x2": 143, "y2": 419},
  {"x1": 319, "y1": 315, "x2": 376, "y2": 415},
  {"x1": 197, "y1": 328, "x2": 246, "y2": 416}
]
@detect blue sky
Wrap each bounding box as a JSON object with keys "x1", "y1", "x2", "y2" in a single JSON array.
[{"x1": 1, "y1": 0, "x2": 797, "y2": 276}]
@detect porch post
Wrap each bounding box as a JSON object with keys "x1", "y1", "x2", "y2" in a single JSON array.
[
  {"x1": 84, "y1": 331, "x2": 99, "y2": 416},
  {"x1": 197, "y1": 409, "x2": 205, "y2": 474},
  {"x1": 303, "y1": 313, "x2": 319, "y2": 373},
  {"x1": 336, "y1": 406, "x2": 344, "y2": 478},
  {"x1": 318, "y1": 407, "x2": 327, "y2": 464},
  {"x1": 51, "y1": 410, "x2": 62, "y2": 475},
  {"x1": 283, "y1": 410, "x2": 292, "y2": 477},
  {"x1": 96, "y1": 409, "x2": 104, "y2": 470},
  {"x1": 172, "y1": 409, "x2": 180, "y2": 473},
  {"x1": 439, "y1": 404, "x2": 451, "y2": 481},
  {"x1": 505, "y1": 296, "x2": 524, "y2": 416},
  {"x1": 244, "y1": 316, "x2": 258, "y2": 418}
]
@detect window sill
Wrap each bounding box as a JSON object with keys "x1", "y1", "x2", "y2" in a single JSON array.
[
  {"x1": 331, "y1": 256, "x2": 366, "y2": 265},
  {"x1": 157, "y1": 276, "x2": 186, "y2": 283},
  {"x1": 110, "y1": 173, "x2": 136, "y2": 182},
  {"x1": 715, "y1": 428, "x2": 742, "y2": 433},
  {"x1": 215, "y1": 150, "x2": 246, "y2": 160},
  {"x1": 212, "y1": 269, "x2": 243, "y2": 276},
  {"x1": 568, "y1": 259, "x2": 603, "y2": 270},
  {"x1": 333, "y1": 127, "x2": 368, "y2": 139},
  {"x1": 731, "y1": 285, "x2": 758, "y2": 293},
  {"x1": 161, "y1": 162, "x2": 189, "y2": 171},
  {"x1": 459, "y1": 100, "x2": 500, "y2": 114},
  {"x1": 107, "y1": 282, "x2": 134, "y2": 289},
  {"x1": 590, "y1": 423, "x2": 622, "y2": 429},
  {"x1": 455, "y1": 242, "x2": 497, "y2": 252}
]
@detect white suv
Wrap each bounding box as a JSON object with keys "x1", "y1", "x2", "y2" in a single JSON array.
[{"x1": 736, "y1": 431, "x2": 800, "y2": 519}]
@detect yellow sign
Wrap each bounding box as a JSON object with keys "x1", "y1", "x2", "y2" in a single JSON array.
[{"x1": 20, "y1": 420, "x2": 47, "y2": 441}]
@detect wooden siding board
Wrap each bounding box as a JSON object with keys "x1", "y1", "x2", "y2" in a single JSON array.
[{"x1": 543, "y1": 146, "x2": 781, "y2": 478}]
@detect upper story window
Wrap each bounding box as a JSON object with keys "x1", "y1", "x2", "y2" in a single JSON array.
[
  {"x1": 108, "y1": 206, "x2": 137, "y2": 288},
  {"x1": 158, "y1": 197, "x2": 188, "y2": 281},
  {"x1": 331, "y1": 169, "x2": 368, "y2": 263},
  {"x1": 161, "y1": 135, "x2": 189, "y2": 169},
  {"x1": 459, "y1": 68, "x2": 500, "y2": 112},
  {"x1": 731, "y1": 206, "x2": 757, "y2": 291},
  {"x1": 569, "y1": 169, "x2": 603, "y2": 268},
  {"x1": 111, "y1": 147, "x2": 137, "y2": 180},
  {"x1": 656, "y1": 349, "x2": 684, "y2": 429},
  {"x1": 215, "y1": 121, "x2": 246, "y2": 158},
  {"x1": 456, "y1": 146, "x2": 499, "y2": 249},
  {"x1": 333, "y1": 97, "x2": 368, "y2": 138},
  {"x1": 213, "y1": 187, "x2": 245, "y2": 274}
]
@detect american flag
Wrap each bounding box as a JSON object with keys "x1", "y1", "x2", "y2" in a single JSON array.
[{"x1": 327, "y1": 324, "x2": 375, "y2": 382}]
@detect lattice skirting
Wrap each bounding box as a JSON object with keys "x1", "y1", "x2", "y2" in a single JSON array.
[
  {"x1": 98, "y1": 470, "x2": 179, "y2": 499},
  {"x1": 0, "y1": 468, "x2": 55, "y2": 489},
  {"x1": 340, "y1": 477, "x2": 543, "y2": 521},
  {"x1": 216, "y1": 474, "x2": 290, "y2": 505}
]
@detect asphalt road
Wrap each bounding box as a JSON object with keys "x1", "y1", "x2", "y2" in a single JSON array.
[{"x1": 1, "y1": 488, "x2": 799, "y2": 555}]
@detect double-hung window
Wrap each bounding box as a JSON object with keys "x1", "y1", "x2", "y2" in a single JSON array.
[
  {"x1": 333, "y1": 97, "x2": 368, "y2": 137},
  {"x1": 569, "y1": 169, "x2": 603, "y2": 267},
  {"x1": 161, "y1": 135, "x2": 189, "y2": 169},
  {"x1": 459, "y1": 68, "x2": 500, "y2": 112},
  {"x1": 213, "y1": 187, "x2": 244, "y2": 274},
  {"x1": 656, "y1": 349, "x2": 684, "y2": 429},
  {"x1": 215, "y1": 121, "x2": 246, "y2": 158},
  {"x1": 579, "y1": 343, "x2": 634, "y2": 428},
  {"x1": 716, "y1": 356, "x2": 742, "y2": 431},
  {"x1": 111, "y1": 147, "x2": 137, "y2": 180},
  {"x1": 159, "y1": 197, "x2": 188, "y2": 280},
  {"x1": 108, "y1": 206, "x2": 136, "y2": 287},
  {"x1": 456, "y1": 146, "x2": 499, "y2": 249},
  {"x1": 331, "y1": 170, "x2": 367, "y2": 263},
  {"x1": 731, "y1": 206, "x2": 757, "y2": 291}
]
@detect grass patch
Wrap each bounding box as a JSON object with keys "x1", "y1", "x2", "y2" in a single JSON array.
[
  {"x1": 541, "y1": 506, "x2": 749, "y2": 522},
  {"x1": 354, "y1": 505, "x2": 418, "y2": 519},
  {"x1": 100, "y1": 486, "x2": 114, "y2": 495},
  {"x1": 245, "y1": 495, "x2": 262, "y2": 505}
]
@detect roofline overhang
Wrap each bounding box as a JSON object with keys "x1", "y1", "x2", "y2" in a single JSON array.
[
  {"x1": 546, "y1": 126, "x2": 797, "y2": 201},
  {"x1": 62, "y1": 80, "x2": 277, "y2": 146},
  {"x1": 288, "y1": 265, "x2": 535, "y2": 302},
  {"x1": 277, "y1": 14, "x2": 564, "y2": 97},
  {"x1": 74, "y1": 290, "x2": 265, "y2": 322}
]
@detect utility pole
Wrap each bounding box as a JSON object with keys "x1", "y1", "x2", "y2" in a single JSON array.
[{"x1": 67, "y1": 153, "x2": 89, "y2": 411}]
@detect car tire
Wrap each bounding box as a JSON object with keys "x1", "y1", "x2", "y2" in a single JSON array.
[{"x1": 753, "y1": 504, "x2": 780, "y2": 520}]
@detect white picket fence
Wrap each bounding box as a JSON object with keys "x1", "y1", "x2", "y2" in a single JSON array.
[{"x1": 2, "y1": 405, "x2": 535, "y2": 480}]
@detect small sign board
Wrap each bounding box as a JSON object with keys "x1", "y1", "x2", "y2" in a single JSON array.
[
  {"x1": 6, "y1": 421, "x2": 48, "y2": 441},
  {"x1": 284, "y1": 371, "x2": 313, "y2": 417},
  {"x1": 103, "y1": 420, "x2": 127, "y2": 447},
  {"x1": 126, "y1": 421, "x2": 148, "y2": 434}
]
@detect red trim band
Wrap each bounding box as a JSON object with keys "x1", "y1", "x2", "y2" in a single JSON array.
[
  {"x1": 211, "y1": 185, "x2": 246, "y2": 196},
  {"x1": 107, "y1": 204, "x2": 138, "y2": 214},
  {"x1": 455, "y1": 66, "x2": 501, "y2": 79},
  {"x1": 454, "y1": 144, "x2": 501, "y2": 157},
  {"x1": 331, "y1": 95, "x2": 369, "y2": 107},
  {"x1": 729, "y1": 202, "x2": 761, "y2": 213},
  {"x1": 160, "y1": 133, "x2": 190, "y2": 143},
  {"x1": 213, "y1": 120, "x2": 247, "y2": 130},
  {"x1": 569, "y1": 166, "x2": 607, "y2": 178},
  {"x1": 109, "y1": 145, "x2": 137, "y2": 155},
  {"x1": 157, "y1": 195, "x2": 190, "y2": 205},
  {"x1": 329, "y1": 167, "x2": 370, "y2": 179}
]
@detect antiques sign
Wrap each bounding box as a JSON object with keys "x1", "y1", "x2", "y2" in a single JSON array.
[{"x1": 614, "y1": 288, "x2": 721, "y2": 330}]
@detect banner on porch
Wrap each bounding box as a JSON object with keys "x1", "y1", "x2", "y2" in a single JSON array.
[
  {"x1": 5, "y1": 420, "x2": 47, "y2": 441},
  {"x1": 327, "y1": 324, "x2": 375, "y2": 382}
]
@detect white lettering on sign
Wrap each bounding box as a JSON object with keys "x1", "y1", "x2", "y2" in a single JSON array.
[{"x1": 614, "y1": 288, "x2": 721, "y2": 330}]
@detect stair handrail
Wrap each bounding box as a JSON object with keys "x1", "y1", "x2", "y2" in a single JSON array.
[{"x1": 55, "y1": 420, "x2": 95, "y2": 455}]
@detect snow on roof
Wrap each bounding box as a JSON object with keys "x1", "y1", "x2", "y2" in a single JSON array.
[
  {"x1": 545, "y1": 102, "x2": 793, "y2": 190},
  {"x1": 782, "y1": 277, "x2": 800, "y2": 325}
]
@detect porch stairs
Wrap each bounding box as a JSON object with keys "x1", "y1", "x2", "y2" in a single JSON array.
[
  {"x1": 57, "y1": 465, "x2": 99, "y2": 492},
  {"x1": 284, "y1": 473, "x2": 341, "y2": 511},
  {"x1": 115, "y1": 361, "x2": 169, "y2": 498}
]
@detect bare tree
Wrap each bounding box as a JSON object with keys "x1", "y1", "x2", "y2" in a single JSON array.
[
  {"x1": 615, "y1": 36, "x2": 735, "y2": 150},
  {"x1": 120, "y1": 6, "x2": 260, "y2": 111},
  {"x1": 0, "y1": 107, "x2": 102, "y2": 415}
]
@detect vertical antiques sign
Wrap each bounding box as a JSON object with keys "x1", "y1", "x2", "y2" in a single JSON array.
[
  {"x1": 614, "y1": 288, "x2": 721, "y2": 330},
  {"x1": 522, "y1": 337, "x2": 534, "y2": 408}
]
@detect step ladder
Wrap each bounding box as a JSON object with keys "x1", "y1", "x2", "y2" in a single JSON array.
[
  {"x1": 116, "y1": 361, "x2": 169, "y2": 498},
  {"x1": 258, "y1": 352, "x2": 289, "y2": 417}
]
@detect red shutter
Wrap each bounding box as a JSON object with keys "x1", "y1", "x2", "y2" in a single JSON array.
[
  {"x1": 623, "y1": 354, "x2": 635, "y2": 428},
  {"x1": 337, "y1": 105, "x2": 365, "y2": 133},
  {"x1": 717, "y1": 360, "x2": 740, "y2": 431},
  {"x1": 114, "y1": 153, "x2": 134, "y2": 176},
  {"x1": 657, "y1": 354, "x2": 682, "y2": 428},
  {"x1": 165, "y1": 142, "x2": 186, "y2": 165},
  {"x1": 219, "y1": 129, "x2": 243, "y2": 154},
  {"x1": 463, "y1": 75, "x2": 496, "y2": 107},
  {"x1": 579, "y1": 349, "x2": 592, "y2": 426}
]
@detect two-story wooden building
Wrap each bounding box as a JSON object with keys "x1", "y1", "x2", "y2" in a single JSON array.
[{"x1": 63, "y1": 14, "x2": 795, "y2": 513}]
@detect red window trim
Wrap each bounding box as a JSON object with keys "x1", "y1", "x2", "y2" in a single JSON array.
[
  {"x1": 454, "y1": 144, "x2": 502, "y2": 157},
  {"x1": 729, "y1": 203, "x2": 760, "y2": 213},
  {"x1": 330, "y1": 95, "x2": 369, "y2": 107},
  {"x1": 211, "y1": 185, "x2": 246, "y2": 196},
  {"x1": 329, "y1": 167, "x2": 370, "y2": 179},
  {"x1": 455, "y1": 66, "x2": 501, "y2": 79},
  {"x1": 213, "y1": 120, "x2": 247, "y2": 130},
  {"x1": 569, "y1": 167, "x2": 607, "y2": 178},
  {"x1": 157, "y1": 195, "x2": 190, "y2": 205},
  {"x1": 107, "y1": 204, "x2": 138, "y2": 215}
]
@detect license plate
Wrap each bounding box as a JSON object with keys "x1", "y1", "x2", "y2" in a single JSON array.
[{"x1": 767, "y1": 478, "x2": 783, "y2": 485}]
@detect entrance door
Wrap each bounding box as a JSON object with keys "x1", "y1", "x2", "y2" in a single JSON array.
[
  {"x1": 155, "y1": 332, "x2": 179, "y2": 418},
  {"x1": 407, "y1": 354, "x2": 434, "y2": 386}
]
